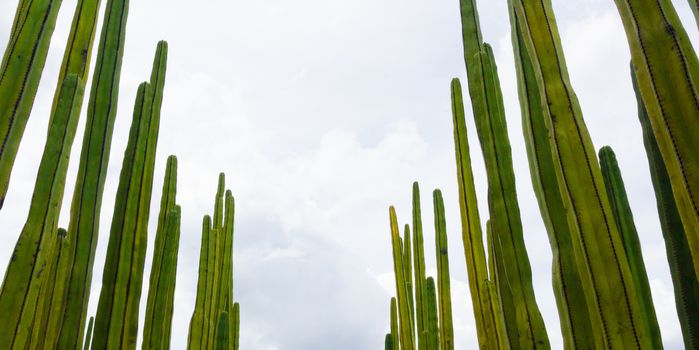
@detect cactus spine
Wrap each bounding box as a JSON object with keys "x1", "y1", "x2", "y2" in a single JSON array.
[
  {"x1": 612, "y1": 0, "x2": 699, "y2": 281},
  {"x1": 0, "y1": 74, "x2": 84, "y2": 349},
  {"x1": 0, "y1": 0, "x2": 63, "y2": 207},
  {"x1": 598, "y1": 146, "x2": 663, "y2": 348},
  {"x1": 57, "y1": 0, "x2": 130, "y2": 346},
  {"x1": 508, "y1": 0, "x2": 655, "y2": 347},
  {"x1": 633, "y1": 67, "x2": 699, "y2": 349},
  {"x1": 433, "y1": 190, "x2": 454, "y2": 350},
  {"x1": 450, "y1": 78, "x2": 508, "y2": 349},
  {"x1": 143, "y1": 155, "x2": 180, "y2": 349}
]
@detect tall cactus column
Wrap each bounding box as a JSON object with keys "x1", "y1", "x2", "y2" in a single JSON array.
[
  {"x1": 56, "y1": 0, "x2": 131, "y2": 347},
  {"x1": 389, "y1": 207, "x2": 415, "y2": 350},
  {"x1": 612, "y1": 0, "x2": 699, "y2": 281},
  {"x1": 0, "y1": 75, "x2": 84, "y2": 349},
  {"x1": 0, "y1": 0, "x2": 63, "y2": 207},
  {"x1": 509, "y1": 0, "x2": 654, "y2": 348},
  {"x1": 433, "y1": 190, "x2": 454, "y2": 350},
  {"x1": 411, "y1": 183, "x2": 429, "y2": 350}
]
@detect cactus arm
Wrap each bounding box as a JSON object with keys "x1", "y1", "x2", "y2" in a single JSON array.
[
  {"x1": 0, "y1": 75, "x2": 83, "y2": 349},
  {"x1": 691, "y1": 0, "x2": 699, "y2": 29},
  {"x1": 411, "y1": 182, "x2": 429, "y2": 350},
  {"x1": 599, "y1": 146, "x2": 663, "y2": 348},
  {"x1": 188, "y1": 215, "x2": 212, "y2": 350},
  {"x1": 232, "y1": 302, "x2": 240, "y2": 350},
  {"x1": 633, "y1": 67, "x2": 699, "y2": 349},
  {"x1": 385, "y1": 334, "x2": 394, "y2": 350},
  {"x1": 390, "y1": 297, "x2": 400, "y2": 350},
  {"x1": 57, "y1": 1, "x2": 131, "y2": 347},
  {"x1": 402, "y1": 223, "x2": 416, "y2": 338},
  {"x1": 424, "y1": 277, "x2": 440, "y2": 350},
  {"x1": 0, "y1": 0, "x2": 64, "y2": 207},
  {"x1": 433, "y1": 190, "x2": 454, "y2": 350},
  {"x1": 214, "y1": 311, "x2": 229, "y2": 350},
  {"x1": 612, "y1": 0, "x2": 699, "y2": 280},
  {"x1": 389, "y1": 207, "x2": 415, "y2": 350}
]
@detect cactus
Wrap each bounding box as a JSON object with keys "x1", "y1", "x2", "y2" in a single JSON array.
[
  {"x1": 450, "y1": 78, "x2": 508, "y2": 349},
  {"x1": 506, "y1": 5, "x2": 595, "y2": 349},
  {"x1": 691, "y1": 0, "x2": 699, "y2": 29},
  {"x1": 390, "y1": 297, "x2": 399, "y2": 350},
  {"x1": 83, "y1": 316, "x2": 94, "y2": 350},
  {"x1": 433, "y1": 190, "x2": 454, "y2": 350},
  {"x1": 411, "y1": 183, "x2": 429, "y2": 350},
  {"x1": 389, "y1": 207, "x2": 415, "y2": 350},
  {"x1": 508, "y1": 0, "x2": 654, "y2": 347},
  {"x1": 232, "y1": 302, "x2": 240, "y2": 350},
  {"x1": 385, "y1": 334, "x2": 394, "y2": 350},
  {"x1": 403, "y1": 224, "x2": 416, "y2": 335},
  {"x1": 599, "y1": 146, "x2": 663, "y2": 348},
  {"x1": 56, "y1": 0, "x2": 131, "y2": 346},
  {"x1": 142, "y1": 154, "x2": 179, "y2": 349},
  {"x1": 633, "y1": 67, "x2": 699, "y2": 349},
  {"x1": 214, "y1": 312, "x2": 229, "y2": 350},
  {"x1": 424, "y1": 277, "x2": 439, "y2": 350},
  {"x1": 0, "y1": 74, "x2": 84, "y2": 349},
  {"x1": 612, "y1": 0, "x2": 699, "y2": 282},
  {"x1": 0, "y1": 0, "x2": 63, "y2": 207}
]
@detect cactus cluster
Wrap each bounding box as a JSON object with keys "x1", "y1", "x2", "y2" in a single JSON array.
[{"x1": 187, "y1": 173, "x2": 240, "y2": 350}]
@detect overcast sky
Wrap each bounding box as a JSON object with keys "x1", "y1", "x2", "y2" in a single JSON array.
[{"x1": 1, "y1": 0, "x2": 697, "y2": 349}]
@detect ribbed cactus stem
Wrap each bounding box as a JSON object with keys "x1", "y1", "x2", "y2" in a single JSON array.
[
  {"x1": 232, "y1": 302, "x2": 240, "y2": 350},
  {"x1": 424, "y1": 277, "x2": 439, "y2": 350},
  {"x1": 214, "y1": 312, "x2": 230, "y2": 350},
  {"x1": 599, "y1": 146, "x2": 663, "y2": 348},
  {"x1": 450, "y1": 78, "x2": 507, "y2": 349},
  {"x1": 433, "y1": 190, "x2": 454, "y2": 350},
  {"x1": 83, "y1": 316, "x2": 94, "y2": 350},
  {"x1": 403, "y1": 224, "x2": 416, "y2": 337},
  {"x1": 612, "y1": 0, "x2": 699, "y2": 280},
  {"x1": 57, "y1": 0, "x2": 130, "y2": 346},
  {"x1": 390, "y1": 297, "x2": 399, "y2": 350},
  {"x1": 411, "y1": 182, "x2": 428, "y2": 350},
  {"x1": 0, "y1": 0, "x2": 64, "y2": 207},
  {"x1": 509, "y1": 0, "x2": 653, "y2": 347},
  {"x1": 0, "y1": 74, "x2": 84, "y2": 349},
  {"x1": 389, "y1": 207, "x2": 415, "y2": 350},
  {"x1": 385, "y1": 334, "x2": 394, "y2": 350},
  {"x1": 188, "y1": 215, "x2": 212, "y2": 350},
  {"x1": 691, "y1": 0, "x2": 699, "y2": 29},
  {"x1": 633, "y1": 66, "x2": 699, "y2": 349}
]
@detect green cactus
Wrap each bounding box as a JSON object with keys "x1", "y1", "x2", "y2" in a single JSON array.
[
  {"x1": 389, "y1": 206, "x2": 415, "y2": 350},
  {"x1": 390, "y1": 297, "x2": 399, "y2": 350},
  {"x1": 83, "y1": 316, "x2": 94, "y2": 350},
  {"x1": 432, "y1": 190, "x2": 454, "y2": 350},
  {"x1": 57, "y1": 0, "x2": 131, "y2": 346},
  {"x1": 633, "y1": 67, "x2": 699, "y2": 349},
  {"x1": 47, "y1": 0, "x2": 102, "y2": 127},
  {"x1": 188, "y1": 215, "x2": 212, "y2": 349},
  {"x1": 385, "y1": 334, "x2": 394, "y2": 350},
  {"x1": 232, "y1": 302, "x2": 240, "y2": 350},
  {"x1": 214, "y1": 312, "x2": 229, "y2": 350},
  {"x1": 691, "y1": 0, "x2": 699, "y2": 29},
  {"x1": 0, "y1": 0, "x2": 63, "y2": 207},
  {"x1": 0, "y1": 74, "x2": 84, "y2": 349},
  {"x1": 450, "y1": 78, "x2": 507, "y2": 349},
  {"x1": 506, "y1": 5, "x2": 595, "y2": 349},
  {"x1": 411, "y1": 182, "x2": 429, "y2": 350},
  {"x1": 508, "y1": 0, "x2": 654, "y2": 347},
  {"x1": 613, "y1": 0, "x2": 699, "y2": 282},
  {"x1": 599, "y1": 146, "x2": 663, "y2": 348},
  {"x1": 142, "y1": 155, "x2": 179, "y2": 349},
  {"x1": 403, "y1": 224, "x2": 416, "y2": 335},
  {"x1": 424, "y1": 277, "x2": 439, "y2": 350}
]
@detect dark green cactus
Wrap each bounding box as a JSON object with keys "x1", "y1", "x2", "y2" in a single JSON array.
[
  {"x1": 612, "y1": 0, "x2": 699, "y2": 279},
  {"x1": 411, "y1": 183, "x2": 429, "y2": 350},
  {"x1": 214, "y1": 312, "x2": 229, "y2": 350},
  {"x1": 389, "y1": 206, "x2": 415, "y2": 350},
  {"x1": 83, "y1": 316, "x2": 94, "y2": 350},
  {"x1": 385, "y1": 334, "x2": 394, "y2": 350},
  {"x1": 509, "y1": 0, "x2": 656, "y2": 348},
  {"x1": 143, "y1": 155, "x2": 179, "y2": 350},
  {"x1": 390, "y1": 297, "x2": 399, "y2": 350},
  {"x1": 57, "y1": 0, "x2": 131, "y2": 346},
  {"x1": 506, "y1": 4, "x2": 595, "y2": 348},
  {"x1": 232, "y1": 302, "x2": 240, "y2": 350},
  {"x1": 433, "y1": 190, "x2": 454, "y2": 350},
  {"x1": 0, "y1": 74, "x2": 84, "y2": 349},
  {"x1": 188, "y1": 215, "x2": 212, "y2": 349},
  {"x1": 450, "y1": 78, "x2": 508, "y2": 349},
  {"x1": 403, "y1": 224, "x2": 416, "y2": 335},
  {"x1": 599, "y1": 146, "x2": 663, "y2": 348},
  {"x1": 0, "y1": 0, "x2": 63, "y2": 207},
  {"x1": 633, "y1": 67, "x2": 699, "y2": 349},
  {"x1": 424, "y1": 277, "x2": 439, "y2": 350}
]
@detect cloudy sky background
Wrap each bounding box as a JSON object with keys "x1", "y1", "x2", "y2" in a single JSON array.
[{"x1": 1, "y1": 0, "x2": 697, "y2": 348}]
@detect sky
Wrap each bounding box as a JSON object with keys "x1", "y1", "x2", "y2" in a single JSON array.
[{"x1": 0, "y1": 0, "x2": 697, "y2": 349}]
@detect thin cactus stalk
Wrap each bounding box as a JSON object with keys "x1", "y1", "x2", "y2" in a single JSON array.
[
  {"x1": 612, "y1": 0, "x2": 699, "y2": 280},
  {"x1": 450, "y1": 78, "x2": 507, "y2": 349},
  {"x1": 0, "y1": 75, "x2": 84, "y2": 349},
  {"x1": 633, "y1": 67, "x2": 699, "y2": 349},
  {"x1": 506, "y1": 4, "x2": 595, "y2": 349},
  {"x1": 0, "y1": 0, "x2": 63, "y2": 208},
  {"x1": 385, "y1": 334, "x2": 394, "y2": 350},
  {"x1": 411, "y1": 182, "x2": 428, "y2": 350},
  {"x1": 47, "y1": 0, "x2": 102, "y2": 127},
  {"x1": 691, "y1": 0, "x2": 699, "y2": 29},
  {"x1": 403, "y1": 224, "x2": 416, "y2": 337},
  {"x1": 433, "y1": 190, "x2": 454, "y2": 350},
  {"x1": 83, "y1": 316, "x2": 94, "y2": 350},
  {"x1": 188, "y1": 215, "x2": 212, "y2": 349},
  {"x1": 232, "y1": 302, "x2": 240, "y2": 350},
  {"x1": 214, "y1": 312, "x2": 229, "y2": 350},
  {"x1": 92, "y1": 80, "x2": 156, "y2": 349},
  {"x1": 424, "y1": 277, "x2": 439, "y2": 350},
  {"x1": 599, "y1": 146, "x2": 663, "y2": 348},
  {"x1": 390, "y1": 297, "x2": 399, "y2": 350},
  {"x1": 389, "y1": 207, "x2": 415, "y2": 350},
  {"x1": 508, "y1": 0, "x2": 654, "y2": 347},
  {"x1": 57, "y1": 0, "x2": 130, "y2": 346}
]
